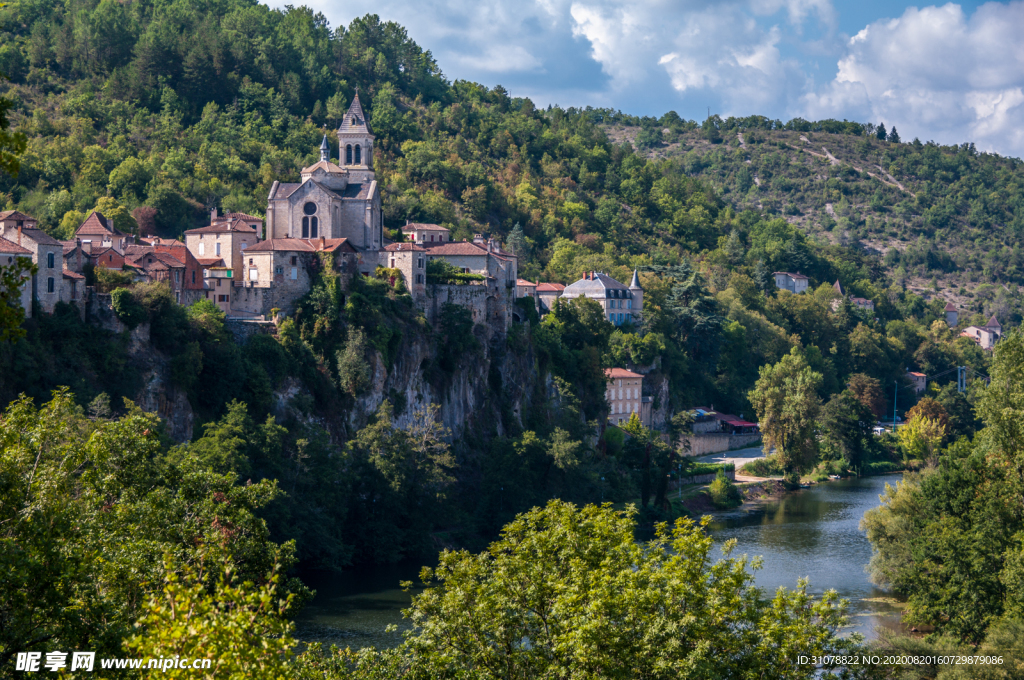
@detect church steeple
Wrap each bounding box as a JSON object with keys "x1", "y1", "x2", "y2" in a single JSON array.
[
  {"x1": 337, "y1": 89, "x2": 374, "y2": 175},
  {"x1": 319, "y1": 134, "x2": 330, "y2": 162}
]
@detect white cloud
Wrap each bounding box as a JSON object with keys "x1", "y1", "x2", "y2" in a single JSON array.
[{"x1": 803, "y1": 1, "x2": 1024, "y2": 155}]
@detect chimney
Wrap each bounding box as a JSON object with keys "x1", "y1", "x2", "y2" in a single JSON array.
[
  {"x1": 17, "y1": 224, "x2": 21, "y2": 246},
  {"x1": 211, "y1": 207, "x2": 217, "y2": 223},
  {"x1": 320, "y1": 235, "x2": 326, "y2": 250}
]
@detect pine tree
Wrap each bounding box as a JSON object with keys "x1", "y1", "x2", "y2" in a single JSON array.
[
  {"x1": 876, "y1": 123, "x2": 887, "y2": 140},
  {"x1": 887, "y1": 127, "x2": 901, "y2": 144}
]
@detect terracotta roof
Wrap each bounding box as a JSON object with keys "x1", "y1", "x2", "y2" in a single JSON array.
[
  {"x1": 185, "y1": 219, "x2": 257, "y2": 235},
  {"x1": 401, "y1": 223, "x2": 449, "y2": 232},
  {"x1": 907, "y1": 371, "x2": 926, "y2": 377},
  {"x1": 773, "y1": 271, "x2": 809, "y2": 279},
  {"x1": 76, "y1": 212, "x2": 125, "y2": 238},
  {"x1": 383, "y1": 242, "x2": 425, "y2": 252},
  {"x1": 219, "y1": 212, "x2": 263, "y2": 222},
  {"x1": 138, "y1": 237, "x2": 185, "y2": 246},
  {"x1": 605, "y1": 368, "x2": 644, "y2": 379},
  {"x1": 316, "y1": 238, "x2": 358, "y2": 253},
  {"x1": 245, "y1": 239, "x2": 317, "y2": 253},
  {"x1": 516, "y1": 279, "x2": 537, "y2": 287},
  {"x1": 338, "y1": 92, "x2": 372, "y2": 135},
  {"x1": 197, "y1": 257, "x2": 225, "y2": 267},
  {"x1": 301, "y1": 160, "x2": 346, "y2": 175},
  {"x1": 986, "y1": 314, "x2": 1001, "y2": 329},
  {"x1": 124, "y1": 244, "x2": 153, "y2": 260},
  {"x1": 60, "y1": 240, "x2": 83, "y2": 255},
  {"x1": 536, "y1": 282, "x2": 565, "y2": 293},
  {"x1": 423, "y1": 242, "x2": 489, "y2": 256},
  {"x1": 139, "y1": 252, "x2": 185, "y2": 268},
  {"x1": 0, "y1": 210, "x2": 37, "y2": 222},
  {"x1": 0, "y1": 236, "x2": 32, "y2": 254},
  {"x1": 62, "y1": 268, "x2": 85, "y2": 280},
  {"x1": 944, "y1": 302, "x2": 957, "y2": 312}
]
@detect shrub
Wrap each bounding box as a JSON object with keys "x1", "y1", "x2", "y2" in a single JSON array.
[
  {"x1": 426, "y1": 259, "x2": 484, "y2": 284},
  {"x1": 739, "y1": 456, "x2": 785, "y2": 477},
  {"x1": 336, "y1": 328, "x2": 371, "y2": 396},
  {"x1": 110, "y1": 287, "x2": 147, "y2": 328},
  {"x1": 96, "y1": 268, "x2": 134, "y2": 293},
  {"x1": 708, "y1": 470, "x2": 741, "y2": 508}
]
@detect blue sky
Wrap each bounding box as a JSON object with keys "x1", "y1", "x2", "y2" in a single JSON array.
[{"x1": 272, "y1": 0, "x2": 1024, "y2": 157}]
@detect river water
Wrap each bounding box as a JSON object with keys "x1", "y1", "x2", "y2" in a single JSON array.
[{"x1": 295, "y1": 474, "x2": 906, "y2": 647}]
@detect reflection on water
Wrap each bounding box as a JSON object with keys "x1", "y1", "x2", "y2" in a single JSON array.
[
  {"x1": 706, "y1": 474, "x2": 906, "y2": 639},
  {"x1": 295, "y1": 560, "x2": 430, "y2": 648},
  {"x1": 295, "y1": 475, "x2": 905, "y2": 648}
]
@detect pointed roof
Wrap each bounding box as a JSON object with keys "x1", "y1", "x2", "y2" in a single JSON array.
[
  {"x1": 944, "y1": 302, "x2": 957, "y2": 312},
  {"x1": 338, "y1": 91, "x2": 371, "y2": 135},
  {"x1": 319, "y1": 134, "x2": 330, "y2": 161},
  {"x1": 0, "y1": 210, "x2": 37, "y2": 222},
  {"x1": 0, "y1": 236, "x2": 32, "y2": 254},
  {"x1": 629, "y1": 268, "x2": 642, "y2": 290},
  {"x1": 985, "y1": 314, "x2": 1001, "y2": 330},
  {"x1": 832, "y1": 279, "x2": 844, "y2": 295},
  {"x1": 76, "y1": 211, "x2": 125, "y2": 238}
]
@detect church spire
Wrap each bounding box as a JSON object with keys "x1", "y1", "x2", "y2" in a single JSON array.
[
  {"x1": 319, "y1": 134, "x2": 329, "y2": 162},
  {"x1": 338, "y1": 89, "x2": 371, "y2": 135},
  {"x1": 629, "y1": 268, "x2": 642, "y2": 289}
]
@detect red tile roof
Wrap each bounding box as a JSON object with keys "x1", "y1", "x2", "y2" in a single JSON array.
[
  {"x1": 244, "y1": 237, "x2": 356, "y2": 254},
  {"x1": 186, "y1": 218, "x2": 258, "y2": 235},
  {"x1": 383, "y1": 242, "x2": 425, "y2": 252},
  {"x1": 196, "y1": 257, "x2": 225, "y2": 267},
  {"x1": 423, "y1": 241, "x2": 488, "y2": 256},
  {"x1": 516, "y1": 279, "x2": 537, "y2": 287},
  {"x1": 536, "y1": 282, "x2": 565, "y2": 293},
  {"x1": 0, "y1": 236, "x2": 32, "y2": 254},
  {"x1": 605, "y1": 368, "x2": 644, "y2": 379},
  {"x1": 401, "y1": 223, "x2": 449, "y2": 232},
  {"x1": 0, "y1": 210, "x2": 37, "y2": 222},
  {"x1": 944, "y1": 302, "x2": 957, "y2": 311},
  {"x1": 76, "y1": 212, "x2": 125, "y2": 237},
  {"x1": 62, "y1": 269, "x2": 85, "y2": 280}
]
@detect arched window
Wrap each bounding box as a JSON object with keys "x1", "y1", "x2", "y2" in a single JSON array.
[
  {"x1": 310, "y1": 217, "x2": 318, "y2": 238},
  {"x1": 47, "y1": 252, "x2": 54, "y2": 268},
  {"x1": 345, "y1": 145, "x2": 352, "y2": 164},
  {"x1": 302, "y1": 217, "x2": 309, "y2": 238},
  {"x1": 354, "y1": 145, "x2": 361, "y2": 164},
  {"x1": 47, "y1": 277, "x2": 54, "y2": 293}
]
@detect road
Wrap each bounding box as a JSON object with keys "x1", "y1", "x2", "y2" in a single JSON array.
[{"x1": 693, "y1": 445, "x2": 776, "y2": 482}]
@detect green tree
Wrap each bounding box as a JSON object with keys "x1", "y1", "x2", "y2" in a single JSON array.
[
  {"x1": 0, "y1": 256, "x2": 34, "y2": 342},
  {"x1": 383, "y1": 501, "x2": 854, "y2": 679},
  {"x1": 749, "y1": 348, "x2": 823, "y2": 472}
]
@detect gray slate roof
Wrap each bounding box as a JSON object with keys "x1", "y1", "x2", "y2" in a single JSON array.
[{"x1": 562, "y1": 272, "x2": 631, "y2": 298}]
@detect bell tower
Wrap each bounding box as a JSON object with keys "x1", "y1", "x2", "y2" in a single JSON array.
[{"x1": 337, "y1": 90, "x2": 375, "y2": 183}]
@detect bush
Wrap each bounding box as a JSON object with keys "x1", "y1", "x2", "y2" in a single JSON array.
[
  {"x1": 426, "y1": 259, "x2": 484, "y2": 284},
  {"x1": 862, "y1": 460, "x2": 904, "y2": 475},
  {"x1": 739, "y1": 456, "x2": 785, "y2": 477},
  {"x1": 604, "y1": 426, "x2": 624, "y2": 455},
  {"x1": 110, "y1": 287, "x2": 146, "y2": 328},
  {"x1": 708, "y1": 470, "x2": 741, "y2": 508},
  {"x1": 96, "y1": 268, "x2": 134, "y2": 293},
  {"x1": 336, "y1": 328, "x2": 371, "y2": 396}
]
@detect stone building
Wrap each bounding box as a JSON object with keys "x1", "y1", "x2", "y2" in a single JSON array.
[
  {"x1": 75, "y1": 212, "x2": 129, "y2": 254},
  {"x1": 382, "y1": 242, "x2": 426, "y2": 300},
  {"x1": 265, "y1": 95, "x2": 381, "y2": 262},
  {"x1": 125, "y1": 244, "x2": 204, "y2": 304},
  {"x1": 0, "y1": 235, "x2": 33, "y2": 317},
  {"x1": 605, "y1": 368, "x2": 650, "y2": 427},
  {"x1": 234, "y1": 237, "x2": 358, "y2": 317},
  {"x1": 0, "y1": 212, "x2": 64, "y2": 313},
  {"x1": 535, "y1": 282, "x2": 565, "y2": 313},
  {"x1": 773, "y1": 271, "x2": 809, "y2": 294},
  {"x1": 831, "y1": 280, "x2": 875, "y2": 312},
  {"x1": 961, "y1": 315, "x2": 1002, "y2": 350},
  {"x1": 184, "y1": 213, "x2": 261, "y2": 311},
  {"x1": 403, "y1": 222, "x2": 451, "y2": 244},
  {"x1": 61, "y1": 239, "x2": 88, "y2": 273},
  {"x1": 944, "y1": 302, "x2": 958, "y2": 327},
  {"x1": 560, "y1": 270, "x2": 643, "y2": 326}
]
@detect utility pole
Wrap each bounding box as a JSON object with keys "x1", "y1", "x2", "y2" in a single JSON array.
[
  {"x1": 957, "y1": 366, "x2": 966, "y2": 393},
  {"x1": 892, "y1": 380, "x2": 898, "y2": 433}
]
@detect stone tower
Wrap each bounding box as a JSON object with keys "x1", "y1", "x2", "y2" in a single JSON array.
[
  {"x1": 629, "y1": 268, "x2": 643, "y2": 322},
  {"x1": 337, "y1": 91, "x2": 374, "y2": 184}
]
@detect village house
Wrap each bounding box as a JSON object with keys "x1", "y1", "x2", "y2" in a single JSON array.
[
  {"x1": 831, "y1": 280, "x2": 875, "y2": 312},
  {"x1": 690, "y1": 407, "x2": 760, "y2": 435},
  {"x1": 961, "y1": 315, "x2": 1002, "y2": 350},
  {"x1": 265, "y1": 95, "x2": 382, "y2": 265},
  {"x1": 515, "y1": 279, "x2": 537, "y2": 301},
  {"x1": 0, "y1": 235, "x2": 34, "y2": 317},
  {"x1": 944, "y1": 302, "x2": 958, "y2": 327},
  {"x1": 907, "y1": 371, "x2": 927, "y2": 393},
  {"x1": 74, "y1": 212, "x2": 129, "y2": 254},
  {"x1": 0, "y1": 211, "x2": 64, "y2": 313},
  {"x1": 559, "y1": 270, "x2": 643, "y2": 326},
  {"x1": 88, "y1": 247, "x2": 125, "y2": 270},
  {"x1": 605, "y1": 368, "x2": 651, "y2": 427},
  {"x1": 402, "y1": 223, "x2": 450, "y2": 244},
  {"x1": 124, "y1": 243, "x2": 204, "y2": 304},
  {"x1": 183, "y1": 212, "x2": 261, "y2": 312},
  {"x1": 774, "y1": 271, "x2": 809, "y2": 294},
  {"x1": 60, "y1": 269, "x2": 85, "y2": 308},
  {"x1": 234, "y1": 237, "x2": 358, "y2": 317},
  {"x1": 382, "y1": 242, "x2": 426, "y2": 300},
  {"x1": 535, "y1": 282, "x2": 565, "y2": 313},
  {"x1": 60, "y1": 239, "x2": 88, "y2": 273}
]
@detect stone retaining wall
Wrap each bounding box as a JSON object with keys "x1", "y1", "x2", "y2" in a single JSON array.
[
  {"x1": 678, "y1": 469, "x2": 737, "y2": 486},
  {"x1": 683, "y1": 433, "x2": 762, "y2": 456}
]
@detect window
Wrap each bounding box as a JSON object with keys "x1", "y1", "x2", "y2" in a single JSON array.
[
  {"x1": 175, "y1": 271, "x2": 180, "y2": 283},
  {"x1": 303, "y1": 202, "x2": 317, "y2": 215},
  {"x1": 192, "y1": 271, "x2": 195, "y2": 283},
  {"x1": 416, "y1": 274, "x2": 423, "y2": 284},
  {"x1": 608, "y1": 313, "x2": 614, "y2": 322},
  {"x1": 418, "y1": 259, "x2": 423, "y2": 269},
  {"x1": 275, "y1": 266, "x2": 283, "y2": 275},
  {"x1": 354, "y1": 145, "x2": 361, "y2": 164},
  {"x1": 199, "y1": 243, "x2": 205, "y2": 256},
  {"x1": 430, "y1": 234, "x2": 435, "y2": 242},
  {"x1": 345, "y1": 145, "x2": 352, "y2": 164},
  {"x1": 249, "y1": 258, "x2": 253, "y2": 265},
  {"x1": 215, "y1": 243, "x2": 221, "y2": 256},
  {"x1": 290, "y1": 267, "x2": 297, "y2": 280},
  {"x1": 219, "y1": 295, "x2": 228, "y2": 302},
  {"x1": 47, "y1": 277, "x2": 54, "y2": 293},
  {"x1": 47, "y1": 252, "x2": 54, "y2": 268},
  {"x1": 627, "y1": 300, "x2": 632, "y2": 309},
  {"x1": 240, "y1": 242, "x2": 247, "y2": 250},
  {"x1": 249, "y1": 268, "x2": 258, "y2": 281},
  {"x1": 390, "y1": 259, "x2": 396, "y2": 268},
  {"x1": 290, "y1": 256, "x2": 297, "y2": 265},
  {"x1": 302, "y1": 217, "x2": 309, "y2": 238},
  {"x1": 216, "y1": 279, "x2": 221, "y2": 287},
  {"x1": 310, "y1": 216, "x2": 318, "y2": 238}
]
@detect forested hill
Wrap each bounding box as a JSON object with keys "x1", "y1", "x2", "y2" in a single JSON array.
[{"x1": 1, "y1": 0, "x2": 1023, "y2": 322}]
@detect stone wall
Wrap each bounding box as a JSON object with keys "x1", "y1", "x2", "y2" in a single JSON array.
[
  {"x1": 225, "y1": 318, "x2": 277, "y2": 343},
  {"x1": 682, "y1": 433, "x2": 762, "y2": 457},
  {"x1": 678, "y1": 469, "x2": 737, "y2": 486},
  {"x1": 425, "y1": 282, "x2": 508, "y2": 333}
]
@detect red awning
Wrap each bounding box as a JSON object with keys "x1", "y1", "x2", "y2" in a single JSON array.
[{"x1": 726, "y1": 420, "x2": 759, "y2": 427}]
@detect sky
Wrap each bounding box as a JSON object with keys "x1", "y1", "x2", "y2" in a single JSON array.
[{"x1": 271, "y1": 0, "x2": 1024, "y2": 158}]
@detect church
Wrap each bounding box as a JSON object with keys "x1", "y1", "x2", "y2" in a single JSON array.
[{"x1": 264, "y1": 93, "x2": 383, "y2": 254}]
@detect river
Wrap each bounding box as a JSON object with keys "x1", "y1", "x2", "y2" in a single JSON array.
[{"x1": 295, "y1": 474, "x2": 906, "y2": 647}]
